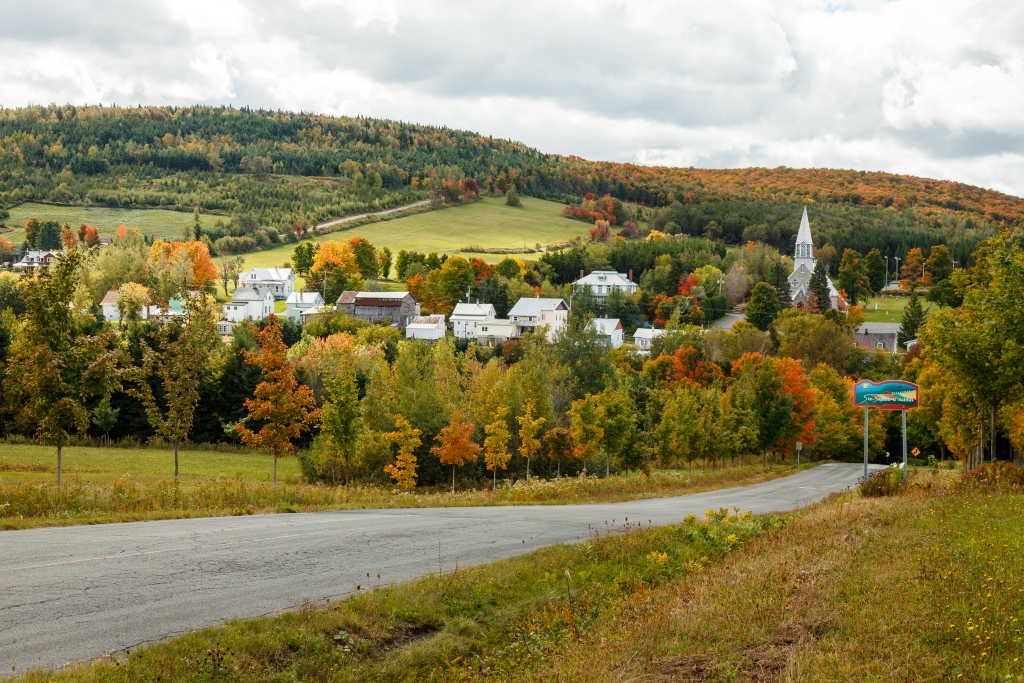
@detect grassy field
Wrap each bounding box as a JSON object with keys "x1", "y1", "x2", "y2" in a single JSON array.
[
  {"x1": 860, "y1": 294, "x2": 936, "y2": 323},
  {"x1": 16, "y1": 468, "x2": 1022, "y2": 683},
  {"x1": 0, "y1": 443, "x2": 804, "y2": 530},
  {"x1": 1, "y1": 202, "x2": 221, "y2": 243},
  {"x1": 244, "y1": 196, "x2": 589, "y2": 269}
]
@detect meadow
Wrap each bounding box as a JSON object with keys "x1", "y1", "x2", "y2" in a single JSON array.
[
  {"x1": 860, "y1": 293, "x2": 925, "y2": 322},
  {"x1": 2, "y1": 202, "x2": 221, "y2": 243},
  {"x1": 14, "y1": 467, "x2": 1022, "y2": 683},
  {"x1": 244, "y1": 196, "x2": 590, "y2": 269},
  {"x1": 0, "y1": 442, "x2": 806, "y2": 530}
]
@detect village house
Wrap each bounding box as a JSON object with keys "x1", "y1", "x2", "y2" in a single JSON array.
[
  {"x1": 589, "y1": 317, "x2": 624, "y2": 348},
  {"x1": 572, "y1": 270, "x2": 637, "y2": 300},
  {"x1": 238, "y1": 268, "x2": 296, "y2": 299},
  {"x1": 633, "y1": 327, "x2": 666, "y2": 354},
  {"x1": 507, "y1": 297, "x2": 568, "y2": 341},
  {"x1": 406, "y1": 315, "x2": 447, "y2": 341},
  {"x1": 13, "y1": 249, "x2": 61, "y2": 270},
  {"x1": 214, "y1": 320, "x2": 236, "y2": 336},
  {"x1": 335, "y1": 291, "x2": 419, "y2": 329},
  {"x1": 224, "y1": 286, "x2": 275, "y2": 322},
  {"x1": 474, "y1": 318, "x2": 519, "y2": 346},
  {"x1": 450, "y1": 302, "x2": 496, "y2": 338},
  {"x1": 284, "y1": 291, "x2": 325, "y2": 321},
  {"x1": 854, "y1": 322, "x2": 901, "y2": 354}
]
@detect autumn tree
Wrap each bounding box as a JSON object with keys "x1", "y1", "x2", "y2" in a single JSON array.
[
  {"x1": 900, "y1": 247, "x2": 925, "y2": 290},
  {"x1": 382, "y1": 414, "x2": 422, "y2": 489},
  {"x1": 543, "y1": 426, "x2": 575, "y2": 477},
  {"x1": 4, "y1": 251, "x2": 123, "y2": 487},
  {"x1": 432, "y1": 411, "x2": 481, "y2": 492},
  {"x1": 129, "y1": 293, "x2": 220, "y2": 479},
  {"x1": 483, "y1": 406, "x2": 511, "y2": 489},
  {"x1": 837, "y1": 248, "x2": 871, "y2": 306},
  {"x1": 744, "y1": 282, "x2": 780, "y2": 331},
  {"x1": 516, "y1": 400, "x2": 546, "y2": 480},
  {"x1": 570, "y1": 395, "x2": 603, "y2": 472},
  {"x1": 235, "y1": 316, "x2": 321, "y2": 484}
]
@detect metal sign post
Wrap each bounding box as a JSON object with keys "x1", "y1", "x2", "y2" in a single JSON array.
[
  {"x1": 796, "y1": 441, "x2": 802, "y2": 467},
  {"x1": 853, "y1": 380, "x2": 920, "y2": 488}
]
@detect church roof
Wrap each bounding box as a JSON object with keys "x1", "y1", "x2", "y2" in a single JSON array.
[{"x1": 796, "y1": 206, "x2": 813, "y2": 245}]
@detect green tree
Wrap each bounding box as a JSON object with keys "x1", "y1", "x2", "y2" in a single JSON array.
[
  {"x1": 553, "y1": 313, "x2": 613, "y2": 398},
  {"x1": 92, "y1": 396, "x2": 119, "y2": 446},
  {"x1": 378, "y1": 246, "x2": 393, "y2": 280},
  {"x1": 505, "y1": 186, "x2": 522, "y2": 207},
  {"x1": 865, "y1": 248, "x2": 886, "y2": 293},
  {"x1": 809, "y1": 260, "x2": 832, "y2": 312},
  {"x1": 128, "y1": 294, "x2": 220, "y2": 479},
  {"x1": 745, "y1": 282, "x2": 781, "y2": 331},
  {"x1": 767, "y1": 260, "x2": 792, "y2": 309},
  {"x1": 925, "y1": 244, "x2": 955, "y2": 285},
  {"x1": 315, "y1": 360, "x2": 363, "y2": 485},
  {"x1": 898, "y1": 292, "x2": 926, "y2": 347},
  {"x1": 837, "y1": 248, "x2": 871, "y2": 306},
  {"x1": 598, "y1": 387, "x2": 636, "y2": 476},
  {"x1": 291, "y1": 242, "x2": 319, "y2": 276},
  {"x1": 5, "y1": 251, "x2": 123, "y2": 487}
]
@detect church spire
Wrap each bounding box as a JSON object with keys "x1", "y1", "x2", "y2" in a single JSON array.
[{"x1": 794, "y1": 206, "x2": 813, "y2": 261}]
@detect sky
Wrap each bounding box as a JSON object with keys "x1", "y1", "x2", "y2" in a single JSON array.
[{"x1": 3, "y1": 0, "x2": 1024, "y2": 196}]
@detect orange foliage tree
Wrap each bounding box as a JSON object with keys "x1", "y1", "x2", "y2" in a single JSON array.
[
  {"x1": 235, "y1": 316, "x2": 321, "y2": 484},
  {"x1": 148, "y1": 239, "x2": 218, "y2": 289},
  {"x1": 383, "y1": 414, "x2": 422, "y2": 489},
  {"x1": 431, "y1": 411, "x2": 481, "y2": 492}
]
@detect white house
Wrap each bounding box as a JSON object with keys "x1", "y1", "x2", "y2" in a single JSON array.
[
  {"x1": 13, "y1": 250, "x2": 61, "y2": 270},
  {"x1": 450, "y1": 302, "x2": 496, "y2": 339},
  {"x1": 238, "y1": 268, "x2": 296, "y2": 300},
  {"x1": 590, "y1": 317, "x2": 624, "y2": 349},
  {"x1": 572, "y1": 270, "x2": 637, "y2": 299},
  {"x1": 406, "y1": 315, "x2": 446, "y2": 341},
  {"x1": 224, "y1": 286, "x2": 275, "y2": 322},
  {"x1": 475, "y1": 319, "x2": 519, "y2": 346},
  {"x1": 284, "y1": 291, "x2": 325, "y2": 321},
  {"x1": 100, "y1": 290, "x2": 120, "y2": 321},
  {"x1": 633, "y1": 327, "x2": 666, "y2": 354},
  {"x1": 507, "y1": 297, "x2": 569, "y2": 341},
  {"x1": 215, "y1": 320, "x2": 236, "y2": 336}
]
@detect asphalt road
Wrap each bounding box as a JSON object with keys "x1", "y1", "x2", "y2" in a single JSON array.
[{"x1": 0, "y1": 463, "x2": 874, "y2": 674}]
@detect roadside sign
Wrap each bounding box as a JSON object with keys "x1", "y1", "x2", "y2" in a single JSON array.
[
  {"x1": 853, "y1": 380, "x2": 919, "y2": 410},
  {"x1": 912, "y1": 447, "x2": 920, "y2": 457}
]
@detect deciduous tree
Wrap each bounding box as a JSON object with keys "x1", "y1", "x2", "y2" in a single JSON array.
[
  {"x1": 517, "y1": 400, "x2": 546, "y2": 480},
  {"x1": 483, "y1": 406, "x2": 511, "y2": 489},
  {"x1": 432, "y1": 411, "x2": 481, "y2": 492},
  {"x1": 382, "y1": 414, "x2": 421, "y2": 489}
]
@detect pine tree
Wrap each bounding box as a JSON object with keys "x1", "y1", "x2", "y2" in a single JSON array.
[
  {"x1": 865, "y1": 249, "x2": 886, "y2": 293},
  {"x1": 745, "y1": 282, "x2": 781, "y2": 331},
  {"x1": 809, "y1": 260, "x2": 832, "y2": 312},
  {"x1": 767, "y1": 261, "x2": 792, "y2": 309},
  {"x1": 898, "y1": 292, "x2": 926, "y2": 347}
]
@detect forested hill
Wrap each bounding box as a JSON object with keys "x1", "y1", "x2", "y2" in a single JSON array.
[{"x1": 1, "y1": 105, "x2": 1021, "y2": 259}]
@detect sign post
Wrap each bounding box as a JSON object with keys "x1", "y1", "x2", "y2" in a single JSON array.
[
  {"x1": 853, "y1": 380, "x2": 920, "y2": 490},
  {"x1": 796, "y1": 441, "x2": 802, "y2": 467}
]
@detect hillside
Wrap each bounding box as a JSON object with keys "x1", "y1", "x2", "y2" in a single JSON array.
[{"x1": 2, "y1": 105, "x2": 1022, "y2": 263}]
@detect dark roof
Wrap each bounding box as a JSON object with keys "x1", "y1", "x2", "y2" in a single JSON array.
[
  {"x1": 336, "y1": 291, "x2": 358, "y2": 305},
  {"x1": 855, "y1": 331, "x2": 898, "y2": 353}
]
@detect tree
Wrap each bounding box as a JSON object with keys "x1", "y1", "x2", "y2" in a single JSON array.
[
  {"x1": 4, "y1": 251, "x2": 123, "y2": 487},
  {"x1": 483, "y1": 406, "x2": 511, "y2": 489},
  {"x1": 116, "y1": 282, "x2": 150, "y2": 324},
  {"x1": 382, "y1": 415, "x2": 421, "y2": 489},
  {"x1": 898, "y1": 292, "x2": 926, "y2": 347},
  {"x1": 378, "y1": 246, "x2": 393, "y2": 279},
  {"x1": 543, "y1": 427, "x2": 575, "y2": 477},
  {"x1": 517, "y1": 401, "x2": 546, "y2": 480},
  {"x1": 291, "y1": 242, "x2": 319, "y2": 276},
  {"x1": 129, "y1": 294, "x2": 220, "y2": 479},
  {"x1": 598, "y1": 388, "x2": 636, "y2": 475},
  {"x1": 431, "y1": 411, "x2": 481, "y2": 492},
  {"x1": 808, "y1": 260, "x2": 832, "y2": 312},
  {"x1": 315, "y1": 359, "x2": 362, "y2": 485},
  {"x1": 505, "y1": 186, "x2": 522, "y2": 207},
  {"x1": 837, "y1": 248, "x2": 871, "y2": 306},
  {"x1": 235, "y1": 316, "x2": 321, "y2": 484},
  {"x1": 553, "y1": 313, "x2": 613, "y2": 398},
  {"x1": 349, "y1": 236, "x2": 379, "y2": 280},
  {"x1": 767, "y1": 260, "x2": 792, "y2": 309},
  {"x1": 92, "y1": 396, "x2": 119, "y2": 446},
  {"x1": 900, "y1": 247, "x2": 925, "y2": 290},
  {"x1": 745, "y1": 282, "x2": 780, "y2": 331},
  {"x1": 865, "y1": 249, "x2": 886, "y2": 293},
  {"x1": 570, "y1": 395, "x2": 603, "y2": 471},
  {"x1": 925, "y1": 245, "x2": 954, "y2": 286}
]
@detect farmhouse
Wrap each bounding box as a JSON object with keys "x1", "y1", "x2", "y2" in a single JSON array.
[
  {"x1": 13, "y1": 249, "x2": 61, "y2": 270},
  {"x1": 238, "y1": 268, "x2": 295, "y2": 299},
  {"x1": 450, "y1": 302, "x2": 496, "y2": 339},
  {"x1": 589, "y1": 317, "x2": 624, "y2": 348},
  {"x1": 633, "y1": 327, "x2": 665, "y2": 354},
  {"x1": 406, "y1": 315, "x2": 446, "y2": 341},
  {"x1": 284, "y1": 291, "x2": 325, "y2": 321},
  {"x1": 507, "y1": 297, "x2": 568, "y2": 341},
  {"x1": 572, "y1": 270, "x2": 637, "y2": 299},
  {"x1": 335, "y1": 291, "x2": 420, "y2": 329},
  {"x1": 224, "y1": 286, "x2": 275, "y2": 322}
]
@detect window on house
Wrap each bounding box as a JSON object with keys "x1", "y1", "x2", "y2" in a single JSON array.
[{"x1": 876, "y1": 342, "x2": 884, "y2": 350}]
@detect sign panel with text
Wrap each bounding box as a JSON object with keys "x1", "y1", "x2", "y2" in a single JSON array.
[{"x1": 853, "y1": 380, "x2": 919, "y2": 411}]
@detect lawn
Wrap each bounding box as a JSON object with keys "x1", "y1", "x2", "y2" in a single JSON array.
[
  {"x1": 2, "y1": 202, "x2": 221, "y2": 243},
  {"x1": 859, "y1": 293, "x2": 940, "y2": 323},
  {"x1": 16, "y1": 469, "x2": 1020, "y2": 683},
  {"x1": 244, "y1": 196, "x2": 590, "y2": 269}
]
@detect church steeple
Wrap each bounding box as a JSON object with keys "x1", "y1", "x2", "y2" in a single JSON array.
[{"x1": 794, "y1": 206, "x2": 813, "y2": 261}]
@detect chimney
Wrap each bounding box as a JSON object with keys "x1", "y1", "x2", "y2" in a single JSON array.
[
  {"x1": 628, "y1": 269, "x2": 633, "y2": 282},
  {"x1": 579, "y1": 270, "x2": 585, "y2": 280}
]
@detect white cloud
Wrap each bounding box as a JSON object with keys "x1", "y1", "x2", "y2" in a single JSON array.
[{"x1": 1, "y1": 0, "x2": 1022, "y2": 196}]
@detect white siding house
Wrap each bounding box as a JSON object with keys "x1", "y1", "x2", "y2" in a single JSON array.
[
  {"x1": 507, "y1": 298, "x2": 569, "y2": 341},
  {"x1": 451, "y1": 303, "x2": 496, "y2": 338},
  {"x1": 224, "y1": 286, "x2": 275, "y2": 322},
  {"x1": 284, "y1": 291, "x2": 325, "y2": 321},
  {"x1": 13, "y1": 250, "x2": 61, "y2": 270},
  {"x1": 590, "y1": 317, "x2": 624, "y2": 349},
  {"x1": 238, "y1": 268, "x2": 296, "y2": 299},
  {"x1": 406, "y1": 315, "x2": 446, "y2": 341},
  {"x1": 633, "y1": 327, "x2": 665, "y2": 354},
  {"x1": 475, "y1": 319, "x2": 519, "y2": 346},
  {"x1": 572, "y1": 270, "x2": 637, "y2": 299}
]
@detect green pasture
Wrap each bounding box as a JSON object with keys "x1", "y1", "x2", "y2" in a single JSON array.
[
  {"x1": 1, "y1": 202, "x2": 221, "y2": 244},
  {"x1": 244, "y1": 196, "x2": 589, "y2": 269},
  {"x1": 860, "y1": 294, "x2": 934, "y2": 322},
  {"x1": 0, "y1": 444, "x2": 298, "y2": 486}
]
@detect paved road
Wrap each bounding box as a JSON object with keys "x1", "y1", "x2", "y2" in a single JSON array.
[
  {"x1": 316, "y1": 199, "x2": 431, "y2": 230},
  {"x1": 0, "y1": 464, "x2": 873, "y2": 674}
]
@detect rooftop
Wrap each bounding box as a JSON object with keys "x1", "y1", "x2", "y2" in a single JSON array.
[
  {"x1": 452, "y1": 303, "x2": 495, "y2": 318},
  {"x1": 286, "y1": 291, "x2": 324, "y2": 305},
  {"x1": 574, "y1": 270, "x2": 634, "y2": 286},
  {"x1": 507, "y1": 298, "x2": 568, "y2": 317},
  {"x1": 231, "y1": 286, "x2": 271, "y2": 302},
  {"x1": 589, "y1": 317, "x2": 623, "y2": 335}
]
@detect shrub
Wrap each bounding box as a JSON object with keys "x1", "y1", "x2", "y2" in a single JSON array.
[
  {"x1": 961, "y1": 462, "x2": 1024, "y2": 491},
  {"x1": 859, "y1": 466, "x2": 904, "y2": 497}
]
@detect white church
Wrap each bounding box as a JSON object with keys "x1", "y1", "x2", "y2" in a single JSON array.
[{"x1": 788, "y1": 207, "x2": 844, "y2": 311}]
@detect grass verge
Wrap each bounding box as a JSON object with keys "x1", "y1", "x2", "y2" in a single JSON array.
[
  {"x1": 14, "y1": 509, "x2": 781, "y2": 682},
  {"x1": 0, "y1": 457, "x2": 803, "y2": 530}
]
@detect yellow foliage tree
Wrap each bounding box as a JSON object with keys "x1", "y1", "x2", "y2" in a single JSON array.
[
  {"x1": 382, "y1": 414, "x2": 421, "y2": 489},
  {"x1": 483, "y1": 406, "x2": 511, "y2": 490},
  {"x1": 517, "y1": 400, "x2": 546, "y2": 480}
]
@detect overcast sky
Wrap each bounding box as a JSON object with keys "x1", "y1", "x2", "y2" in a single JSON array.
[{"x1": 3, "y1": 0, "x2": 1023, "y2": 196}]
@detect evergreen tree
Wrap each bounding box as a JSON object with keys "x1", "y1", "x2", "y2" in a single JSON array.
[
  {"x1": 505, "y1": 186, "x2": 522, "y2": 207},
  {"x1": 767, "y1": 261, "x2": 792, "y2": 309},
  {"x1": 745, "y1": 282, "x2": 781, "y2": 331},
  {"x1": 809, "y1": 260, "x2": 832, "y2": 312},
  {"x1": 865, "y1": 248, "x2": 886, "y2": 293},
  {"x1": 898, "y1": 292, "x2": 927, "y2": 347}
]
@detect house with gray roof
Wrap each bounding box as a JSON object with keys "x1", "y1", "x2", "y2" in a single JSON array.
[
  {"x1": 224, "y1": 286, "x2": 275, "y2": 322},
  {"x1": 507, "y1": 297, "x2": 568, "y2": 341},
  {"x1": 239, "y1": 268, "x2": 295, "y2": 299}
]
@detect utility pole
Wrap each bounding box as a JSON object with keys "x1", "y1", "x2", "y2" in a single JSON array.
[
  {"x1": 894, "y1": 257, "x2": 901, "y2": 287},
  {"x1": 884, "y1": 256, "x2": 889, "y2": 290}
]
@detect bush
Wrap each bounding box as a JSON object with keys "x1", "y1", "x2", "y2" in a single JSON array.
[
  {"x1": 961, "y1": 462, "x2": 1024, "y2": 491},
  {"x1": 859, "y1": 466, "x2": 904, "y2": 497}
]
